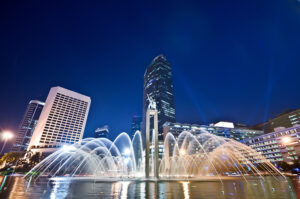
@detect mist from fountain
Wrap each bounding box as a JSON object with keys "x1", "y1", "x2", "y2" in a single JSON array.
[{"x1": 25, "y1": 130, "x2": 285, "y2": 181}]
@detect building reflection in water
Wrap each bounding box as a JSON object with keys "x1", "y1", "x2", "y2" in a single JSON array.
[
  {"x1": 111, "y1": 181, "x2": 131, "y2": 199},
  {"x1": 121, "y1": 181, "x2": 130, "y2": 199},
  {"x1": 50, "y1": 179, "x2": 71, "y2": 199},
  {"x1": 0, "y1": 176, "x2": 299, "y2": 199},
  {"x1": 181, "y1": 181, "x2": 190, "y2": 199},
  {"x1": 111, "y1": 181, "x2": 122, "y2": 198},
  {"x1": 8, "y1": 177, "x2": 29, "y2": 199},
  {"x1": 140, "y1": 181, "x2": 145, "y2": 198}
]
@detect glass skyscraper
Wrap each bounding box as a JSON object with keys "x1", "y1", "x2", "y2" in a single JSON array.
[
  {"x1": 142, "y1": 55, "x2": 176, "y2": 141},
  {"x1": 131, "y1": 115, "x2": 142, "y2": 137},
  {"x1": 11, "y1": 100, "x2": 45, "y2": 152}
]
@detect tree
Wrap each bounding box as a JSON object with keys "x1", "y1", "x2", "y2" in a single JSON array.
[
  {"x1": 29, "y1": 152, "x2": 41, "y2": 165},
  {"x1": 0, "y1": 158, "x2": 4, "y2": 168},
  {"x1": 0, "y1": 152, "x2": 22, "y2": 165}
]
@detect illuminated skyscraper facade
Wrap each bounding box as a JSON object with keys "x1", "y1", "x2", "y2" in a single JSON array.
[
  {"x1": 11, "y1": 100, "x2": 45, "y2": 152},
  {"x1": 142, "y1": 55, "x2": 176, "y2": 141},
  {"x1": 28, "y1": 86, "x2": 91, "y2": 154}
]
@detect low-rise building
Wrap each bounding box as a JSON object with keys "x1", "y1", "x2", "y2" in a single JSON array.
[
  {"x1": 252, "y1": 108, "x2": 300, "y2": 133},
  {"x1": 94, "y1": 125, "x2": 109, "y2": 138},
  {"x1": 242, "y1": 125, "x2": 300, "y2": 164},
  {"x1": 163, "y1": 121, "x2": 263, "y2": 141}
]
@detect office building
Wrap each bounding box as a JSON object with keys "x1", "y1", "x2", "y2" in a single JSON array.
[
  {"x1": 11, "y1": 100, "x2": 45, "y2": 152},
  {"x1": 142, "y1": 55, "x2": 176, "y2": 141},
  {"x1": 28, "y1": 86, "x2": 91, "y2": 154},
  {"x1": 163, "y1": 121, "x2": 263, "y2": 141},
  {"x1": 242, "y1": 125, "x2": 300, "y2": 164},
  {"x1": 131, "y1": 115, "x2": 142, "y2": 137},
  {"x1": 253, "y1": 108, "x2": 300, "y2": 133},
  {"x1": 94, "y1": 125, "x2": 109, "y2": 138}
]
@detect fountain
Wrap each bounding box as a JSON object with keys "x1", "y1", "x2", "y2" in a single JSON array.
[
  {"x1": 24, "y1": 130, "x2": 285, "y2": 181},
  {"x1": 24, "y1": 100, "x2": 286, "y2": 182}
]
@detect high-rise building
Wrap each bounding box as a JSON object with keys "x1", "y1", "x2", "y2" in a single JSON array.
[
  {"x1": 252, "y1": 108, "x2": 300, "y2": 133},
  {"x1": 11, "y1": 100, "x2": 45, "y2": 152},
  {"x1": 142, "y1": 55, "x2": 176, "y2": 141},
  {"x1": 28, "y1": 86, "x2": 91, "y2": 155},
  {"x1": 131, "y1": 115, "x2": 142, "y2": 137},
  {"x1": 94, "y1": 125, "x2": 109, "y2": 138},
  {"x1": 163, "y1": 121, "x2": 263, "y2": 141}
]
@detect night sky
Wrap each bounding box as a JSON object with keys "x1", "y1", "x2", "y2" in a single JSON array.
[{"x1": 0, "y1": 1, "x2": 299, "y2": 144}]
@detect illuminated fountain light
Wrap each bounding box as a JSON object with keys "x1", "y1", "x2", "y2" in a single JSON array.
[
  {"x1": 159, "y1": 131, "x2": 285, "y2": 181},
  {"x1": 25, "y1": 130, "x2": 285, "y2": 181}
]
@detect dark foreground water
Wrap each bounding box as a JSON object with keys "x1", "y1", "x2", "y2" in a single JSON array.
[{"x1": 0, "y1": 176, "x2": 300, "y2": 199}]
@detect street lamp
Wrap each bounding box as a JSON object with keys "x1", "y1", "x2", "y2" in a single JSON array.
[{"x1": 0, "y1": 131, "x2": 14, "y2": 155}]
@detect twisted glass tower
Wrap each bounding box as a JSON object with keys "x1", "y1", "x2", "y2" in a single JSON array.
[
  {"x1": 142, "y1": 54, "x2": 176, "y2": 141},
  {"x1": 11, "y1": 100, "x2": 45, "y2": 152}
]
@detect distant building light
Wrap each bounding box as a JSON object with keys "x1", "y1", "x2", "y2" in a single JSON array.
[
  {"x1": 274, "y1": 127, "x2": 286, "y2": 132},
  {"x1": 191, "y1": 126, "x2": 200, "y2": 130},
  {"x1": 288, "y1": 114, "x2": 297, "y2": 118},
  {"x1": 213, "y1": 121, "x2": 234, "y2": 128}
]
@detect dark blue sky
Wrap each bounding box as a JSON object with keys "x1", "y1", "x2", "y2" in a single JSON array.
[{"x1": 0, "y1": 0, "x2": 299, "y2": 141}]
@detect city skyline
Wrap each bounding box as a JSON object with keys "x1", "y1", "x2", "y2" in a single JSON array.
[
  {"x1": 0, "y1": 1, "x2": 300, "y2": 141},
  {"x1": 0, "y1": 1, "x2": 300, "y2": 198}
]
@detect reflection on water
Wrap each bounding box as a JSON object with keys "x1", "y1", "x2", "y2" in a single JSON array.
[
  {"x1": 0, "y1": 176, "x2": 299, "y2": 199},
  {"x1": 50, "y1": 180, "x2": 70, "y2": 199},
  {"x1": 120, "y1": 182, "x2": 130, "y2": 199},
  {"x1": 181, "y1": 181, "x2": 190, "y2": 199},
  {"x1": 111, "y1": 181, "x2": 122, "y2": 198}
]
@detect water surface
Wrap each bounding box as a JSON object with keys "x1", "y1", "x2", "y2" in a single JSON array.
[{"x1": 0, "y1": 176, "x2": 299, "y2": 198}]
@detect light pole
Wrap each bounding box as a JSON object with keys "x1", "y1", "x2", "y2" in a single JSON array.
[{"x1": 0, "y1": 131, "x2": 14, "y2": 155}]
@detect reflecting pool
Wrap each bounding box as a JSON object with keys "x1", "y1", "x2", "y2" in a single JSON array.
[{"x1": 0, "y1": 176, "x2": 299, "y2": 199}]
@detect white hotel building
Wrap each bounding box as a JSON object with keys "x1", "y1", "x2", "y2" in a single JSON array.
[{"x1": 28, "y1": 86, "x2": 91, "y2": 155}]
